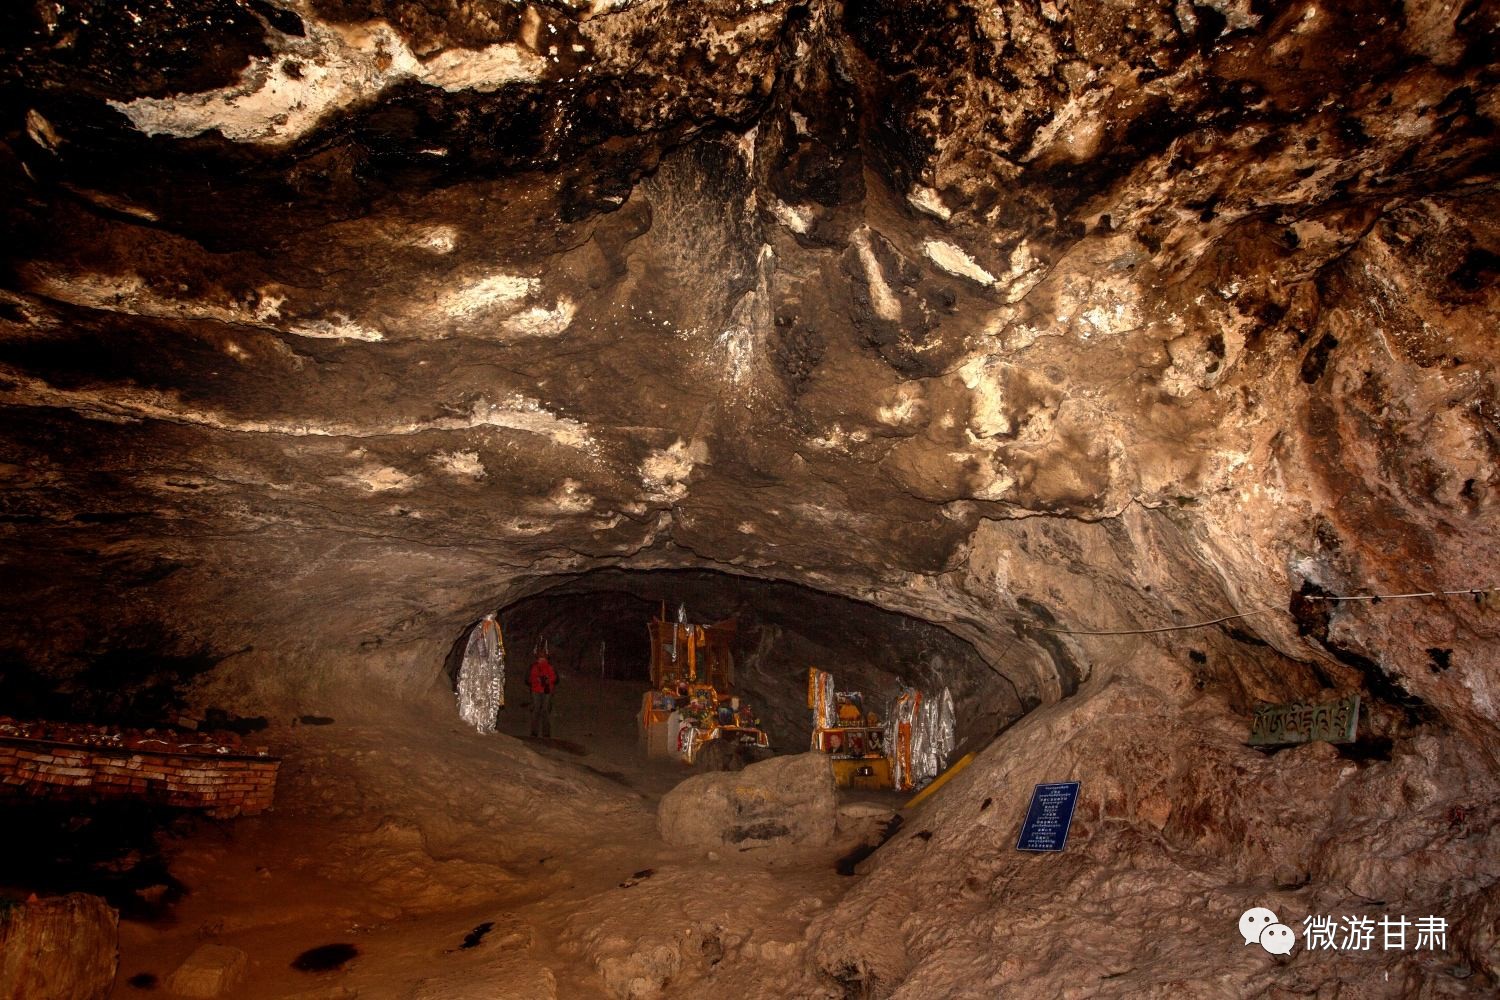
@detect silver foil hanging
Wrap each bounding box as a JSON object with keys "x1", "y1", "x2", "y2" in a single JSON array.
[
  {"x1": 811, "y1": 670, "x2": 837, "y2": 750},
  {"x1": 934, "y1": 686, "x2": 956, "y2": 765},
  {"x1": 910, "y1": 685, "x2": 956, "y2": 789},
  {"x1": 670, "y1": 601, "x2": 688, "y2": 664},
  {"x1": 456, "y1": 613, "x2": 505, "y2": 734}
]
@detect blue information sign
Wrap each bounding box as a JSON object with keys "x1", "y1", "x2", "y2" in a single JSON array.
[{"x1": 1015, "y1": 781, "x2": 1080, "y2": 852}]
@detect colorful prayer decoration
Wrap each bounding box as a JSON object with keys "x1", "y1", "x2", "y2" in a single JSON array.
[
  {"x1": 638, "y1": 607, "x2": 769, "y2": 763},
  {"x1": 808, "y1": 668, "x2": 892, "y2": 790}
]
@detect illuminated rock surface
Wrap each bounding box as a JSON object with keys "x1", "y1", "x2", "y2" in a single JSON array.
[
  {"x1": 0, "y1": 0, "x2": 1496, "y2": 996},
  {"x1": 0, "y1": 893, "x2": 117, "y2": 1000},
  {"x1": 658, "y1": 751, "x2": 837, "y2": 849}
]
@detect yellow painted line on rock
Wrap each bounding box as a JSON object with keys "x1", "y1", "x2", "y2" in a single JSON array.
[{"x1": 903, "y1": 751, "x2": 976, "y2": 811}]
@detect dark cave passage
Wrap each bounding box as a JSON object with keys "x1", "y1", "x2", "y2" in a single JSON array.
[{"x1": 451, "y1": 568, "x2": 1024, "y2": 759}]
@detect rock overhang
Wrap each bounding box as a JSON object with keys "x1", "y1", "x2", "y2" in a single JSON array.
[{"x1": 0, "y1": 0, "x2": 1494, "y2": 748}]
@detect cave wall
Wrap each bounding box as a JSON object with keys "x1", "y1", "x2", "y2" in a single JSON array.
[{"x1": 0, "y1": 0, "x2": 1491, "y2": 833}]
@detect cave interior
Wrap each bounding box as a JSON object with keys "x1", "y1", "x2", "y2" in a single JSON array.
[{"x1": 0, "y1": 0, "x2": 1498, "y2": 997}]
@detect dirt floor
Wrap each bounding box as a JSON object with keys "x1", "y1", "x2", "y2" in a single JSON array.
[{"x1": 92, "y1": 677, "x2": 903, "y2": 998}]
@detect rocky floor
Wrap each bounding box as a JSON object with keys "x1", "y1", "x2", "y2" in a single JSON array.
[
  {"x1": 104, "y1": 682, "x2": 892, "y2": 999},
  {"x1": 2, "y1": 664, "x2": 1491, "y2": 999}
]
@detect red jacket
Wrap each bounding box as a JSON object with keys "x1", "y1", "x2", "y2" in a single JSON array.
[{"x1": 528, "y1": 657, "x2": 557, "y2": 694}]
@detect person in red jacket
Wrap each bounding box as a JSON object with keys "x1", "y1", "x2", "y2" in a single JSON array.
[{"x1": 527, "y1": 652, "x2": 558, "y2": 738}]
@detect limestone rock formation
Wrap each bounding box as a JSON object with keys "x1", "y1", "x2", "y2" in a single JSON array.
[
  {"x1": 165, "y1": 943, "x2": 248, "y2": 999},
  {"x1": 0, "y1": 893, "x2": 118, "y2": 1000},
  {"x1": 1455, "y1": 882, "x2": 1500, "y2": 985},
  {"x1": 658, "y1": 751, "x2": 836, "y2": 850},
  {"x1": 0, "y1": 0, "x2": 1491, "y2": 733}
]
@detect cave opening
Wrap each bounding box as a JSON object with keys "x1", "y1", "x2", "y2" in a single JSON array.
[{"x1": 452, "y1": 568, "x2": 1023, "y2": 763}]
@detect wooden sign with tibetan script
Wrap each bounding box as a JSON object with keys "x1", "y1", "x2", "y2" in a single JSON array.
[{"x1": 1247, "y1": 693, "x2": 1360, "y2": 747}]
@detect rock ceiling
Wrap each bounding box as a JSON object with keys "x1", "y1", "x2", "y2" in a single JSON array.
[{"x1": 0, "y1": 0, "x2": 1496, "y2": 738}]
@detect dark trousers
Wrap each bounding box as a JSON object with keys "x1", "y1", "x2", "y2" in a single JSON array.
[{"x1": 529, "y1": 692, "x2": 552, "y2": 737}]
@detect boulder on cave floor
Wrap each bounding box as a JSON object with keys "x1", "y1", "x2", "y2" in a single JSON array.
[
  {"x1": 658, "y1": 752, "x2": 836, "y2": 850},
  {"x1": 164, "y1": 942, "x2": 247, "y2": 998},
  {"x1": 0, "y1": 892, "x2": 118, "y2": 1000}
]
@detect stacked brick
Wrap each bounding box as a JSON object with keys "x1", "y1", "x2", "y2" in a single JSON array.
[{"x1": 0, "y1": 736, "x2": 280, "y2": 818}]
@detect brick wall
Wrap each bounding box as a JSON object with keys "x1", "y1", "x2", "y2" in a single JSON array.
[{"x1": 0, "y1": 737, "x2": 280, "y2": 818}]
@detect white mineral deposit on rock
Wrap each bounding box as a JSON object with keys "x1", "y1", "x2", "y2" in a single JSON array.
[{"x1": 923, "y1": 239, "x2": 998, "y2": 287}]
